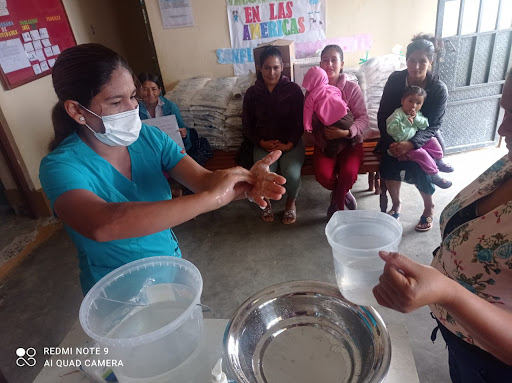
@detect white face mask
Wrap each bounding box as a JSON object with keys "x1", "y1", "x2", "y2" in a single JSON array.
[{"x1": 80, "y1": 104, "x2": 142, "y2": 147}]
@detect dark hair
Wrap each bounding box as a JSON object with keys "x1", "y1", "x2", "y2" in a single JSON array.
[
  {"x1": 406, "y1": 33, "x2": 443, "y2": 62},
  {"x1": 49, "y1": 43, "x2": 132, "y2": 151},
  {"x1": 402, "y1": 85, "x2": 427, "y2": 99},
  {"x1": 259, "y1": 46, "x2": 283, "y2": 66},
  {"x1": 137, "y1": 72, "x2": 162, "y2": 90},
  {"x1": 321, "y1": 44, "x2": 344, "y2": 62}
]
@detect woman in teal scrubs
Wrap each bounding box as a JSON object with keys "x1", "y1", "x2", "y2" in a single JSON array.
[{"x1": 40, "y1": 44, "x2": 286, "y2": 294}]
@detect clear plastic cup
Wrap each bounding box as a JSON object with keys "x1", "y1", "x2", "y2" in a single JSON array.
[
  {"x1": 325, "y1": 210, "x2": 403, "y2": 306},
  {"x1": 79, "y1": 256, "x2": 203, "y2": 382}
]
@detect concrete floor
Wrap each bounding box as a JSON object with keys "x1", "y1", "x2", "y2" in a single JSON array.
[{"x1": 0, "y1": 145, "x2": 507, "y2": 383}]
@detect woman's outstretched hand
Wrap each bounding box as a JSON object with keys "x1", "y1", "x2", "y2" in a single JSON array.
[
  {"x1": 247, "y1": 150, "x2": 286, "y2": 207},
  {"x1": 372, "y1": 251, "x2": 454, "y2": 313}
]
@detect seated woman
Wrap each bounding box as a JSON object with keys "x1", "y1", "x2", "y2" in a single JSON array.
[
  {"x1": 373, "y1": 68, "x2": 512, "y2": 382},
  {"x1": 243, "y1": 47, "x2": 305, "y2": 224},
  {"x1": 313, "y1": 44, "x2": 369, "y2": 217},
  {"x1": 137, "y1": 72, "x2": 212, "y2": 166},
  {"x1": 40, "y1": 43, "x2": 286, "y2": 294},
  {"x1": 377, "y1": 34, "x2": 453, "y2": 231}
]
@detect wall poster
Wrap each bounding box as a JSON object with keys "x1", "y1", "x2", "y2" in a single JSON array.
[{"x1": 224, "y1": 0, "x2": 326, "y2": 75}]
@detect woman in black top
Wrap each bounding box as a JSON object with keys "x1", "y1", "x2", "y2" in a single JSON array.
[{"x1": 377, "y1": 34, "x2": 453, "y2": 231}]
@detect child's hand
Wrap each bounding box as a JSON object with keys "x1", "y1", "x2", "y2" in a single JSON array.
[{"x1": 407, "y1": 116, "x2": 415, "y2": 125}]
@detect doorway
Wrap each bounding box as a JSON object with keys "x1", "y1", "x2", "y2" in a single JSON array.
[
  {"x1": 114, "y1": 0, "x2": 162, "y2": 82},
  {"x1": 435, "y1": 0, "x2": 512, "y2": 153}
]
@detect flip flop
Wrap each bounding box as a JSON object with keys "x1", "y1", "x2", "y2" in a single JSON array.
[
  {"x1": 282, "y1": 210, "x2": 296, "y2": 225},
  {"x1": 415, "y1": 215, "x2": 433, "y2": 232},
  {"x1": 388, "y1": 210, "x2": 400, "y2": 220},
  {"x1": 260, "y1": 204, "x2": 274, "y2": 223}
]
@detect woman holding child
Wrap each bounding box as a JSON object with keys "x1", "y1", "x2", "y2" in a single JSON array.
[
  {"x1": 377, "y1": 34, "x2": 453, "y2": 231},
  {"x1": 312, "y1": 45, "x2": 370, "y2": 217},
  {"x1": 374, "y1": 68, "x2": 512, "y2": 381}
]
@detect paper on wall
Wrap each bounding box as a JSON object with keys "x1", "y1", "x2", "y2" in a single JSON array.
[
  {"x1": 48, "y1": 58, "x2": 56, "y2": 67},
  {"x1": 158, "y1": 0, "x2": 194, "y2": 29},
  {"x1": 0, "y1": 0, "x2": 8, "y2": 16},
  {"x1": 0, "y1": 38, "x2": 31, "y2": 73},
  {"x1": 144, "y1": 115, "x2": 185, "y2": 149},
  {"x1": 41, "y1": 39, "x2": 51, "y2": 48},
  {"x1": 22, "y1": 32, "x2": 32, "y2": 43},
  {"x1": 26, "y1": 51, "x2": 37, "y2": 61},
  {"x1": 39, "y1": 28, "x2": 49, "y2": 39},
  {"x1": 30, "y1": 29, "x2": 41, "y2": 40},
  {"x1": 40, "y1": 61, "x2": 49, "y2": 71},
  {"x1": 33, "y1": 40, "x2": 43, "y2": 50},
  {"x1": 32, "y1": 63, "x2": 42, "y2": 75},
  {"x1": 51, "y1": 45, "x2": 60, "y2": 55},
  {"x1": 23, "y1": 42, "x2": 34, "y2": 52},
  {"x1": 44, "y1": 47, "x2": 53, "y2": 57},
  {"x1": 35, "y1": 49, "x2": 45, "y2": 62}
]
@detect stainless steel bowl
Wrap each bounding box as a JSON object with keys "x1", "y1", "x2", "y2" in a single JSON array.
[{"x1": 224, "y1": 281, "x2": 391, "y2": 383}]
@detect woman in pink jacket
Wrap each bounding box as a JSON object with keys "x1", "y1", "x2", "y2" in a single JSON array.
[{"x1": 313, "y1": 45, "x2": 369, "y2": 217}]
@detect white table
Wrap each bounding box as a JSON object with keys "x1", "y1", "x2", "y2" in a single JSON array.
[{"x1": 35, "y1": 319, "x2": 419, "y2": 383}]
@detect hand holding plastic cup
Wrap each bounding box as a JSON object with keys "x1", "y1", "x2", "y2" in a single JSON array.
[{"x1": 325, "y1": 210, "x2": 403, "y2": 306}]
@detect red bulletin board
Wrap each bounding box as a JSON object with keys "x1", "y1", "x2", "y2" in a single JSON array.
[{"x1": 0, "y1": 0, "x2": 75, "y2": 90}]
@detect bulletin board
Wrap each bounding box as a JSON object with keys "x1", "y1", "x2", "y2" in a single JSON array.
[{"x1": 0, "y1": 0, "x2": 75, "y2": 90}]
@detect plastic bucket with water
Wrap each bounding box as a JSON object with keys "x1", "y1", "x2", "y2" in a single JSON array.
[
  {"x1": 79, "y1": 256, "x2": 203, "y2": 382},
  {"x1": 325, "y1": 210, "x2": 403, "y2": 306}
]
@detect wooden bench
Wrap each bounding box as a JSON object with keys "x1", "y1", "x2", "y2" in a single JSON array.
[{"x1": 204, "y1": 139, "x2": 388, "y2": 211}]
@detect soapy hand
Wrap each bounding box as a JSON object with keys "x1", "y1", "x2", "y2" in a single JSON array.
[{"x1": 247, "y1": 150, "x2": 286, "y2": 207}]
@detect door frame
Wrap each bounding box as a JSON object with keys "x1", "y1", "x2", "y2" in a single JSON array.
[{"x1": 0, "y1": 120, "x2": 37, "y2": 218}]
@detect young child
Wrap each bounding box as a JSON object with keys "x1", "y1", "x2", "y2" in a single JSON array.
[
  {"x1": 386, "y1": 86, "x2": 452, "y2": 188},
  {"x1": 302, "y1": 66, "x2": 354, "y2": 157}
]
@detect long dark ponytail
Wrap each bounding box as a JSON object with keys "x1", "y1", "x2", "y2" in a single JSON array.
[{"x1": 49, "y1": 43, "x2": 132, "y2": 151}]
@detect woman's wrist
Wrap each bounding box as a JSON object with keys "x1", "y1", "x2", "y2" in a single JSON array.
[{"x1": 437, "y1": 278, "x2": 467, "y2": 310}]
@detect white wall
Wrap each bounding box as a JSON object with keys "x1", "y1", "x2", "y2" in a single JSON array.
[
  {"x1": 1, "y1": 0, "x2": 438, "y2": 189},
  {"x1": 0, "y1": 0, "x2": 133, "y2": 189},
  {"x1": 144, "y1": 0, "x2": 438, "y2": 89}
]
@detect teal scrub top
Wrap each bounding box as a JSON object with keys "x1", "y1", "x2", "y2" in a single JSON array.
[{"x1": 39, "y1": 124, "x2": 186, "y2": 294}]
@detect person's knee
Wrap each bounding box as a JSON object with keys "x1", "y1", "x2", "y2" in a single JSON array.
[{"x1": 315, "y1": 172, "x2": 335, "y2": 189}]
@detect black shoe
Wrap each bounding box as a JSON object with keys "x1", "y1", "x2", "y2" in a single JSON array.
[
  {"x1": 431, "y1": 174, "x2": 452, "y2": 189},
  {"x1": 436, "y1": 159, "x2": 454, "y2": 173},
  {"x1": 345, "y1": 191, "x2": 357, "y2": 210}
]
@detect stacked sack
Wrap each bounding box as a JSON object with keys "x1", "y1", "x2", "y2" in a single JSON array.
[
  {"x1": 358, "y1": 54, "x2": 406, "y2": 139},
  {"x1": 165, "y1": 74, "x2": 256, "y2": 151},
  {"x1": 223, "y1": 73, "x2": 256, "y2": 151},
  {"x1": 165, "y1": 77, "x2": 211, "y2": 128}
]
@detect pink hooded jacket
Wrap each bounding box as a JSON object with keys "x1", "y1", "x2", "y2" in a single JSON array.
[
  {"x1": 302, "y1": 66, "x2": 348, "y2": 132},
  {"x1": 310, "y1": 71, "x2": 369, "y2": 151}
]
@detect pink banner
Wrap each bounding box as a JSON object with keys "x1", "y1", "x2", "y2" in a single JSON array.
[{"x1": 295, "y1": 34, "x2": 373, "y2": 58}]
